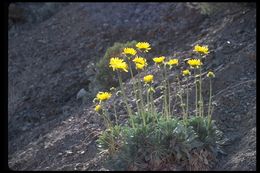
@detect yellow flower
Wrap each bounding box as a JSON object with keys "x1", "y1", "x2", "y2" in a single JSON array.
[
  {"x1": 136, "y1": 63, "x2": 146, "y2": 70},
  {"x1": 133, "y1": 57, "x2": 147, "y2": 70},
  {"x1": 109, "y1": 57, "x2": 128, "y2": 72},
  {"x1": 166, "y1": 59, "x2": 179, "y2": 66},
  {"x1": 96, "y1": 92, "x2": 112, "y2": 102},
  {"x1": 153, "y1": 56, "x2": 165, "y2": 65},
  {"x1": 143, "y1": 74, "x2": 154, "y2": 83},
  {"x1": 94, "y1": 104, "x2": 101, "y2": 112},
  {"x1": 193, "y1": 44, "x2": 209, "y2": 55},
  {"x1": 123, "y1": 48, "x2": 137, "y2": 56},
  {"x1": 207, "y1": 71, "x2": 215, "y2": 78},
  {"x1": 187, "y1": 59, "x2": 202, "y2": 68},
  {"x1": 136, "y1": 42, "x2": 151, "y2": 52},
  {"x1": 182, "y1": 69, "x2": 191, "y2": 76},
  {"x1": 133, "y1": 57, "x2": 146, "y2": 64}
]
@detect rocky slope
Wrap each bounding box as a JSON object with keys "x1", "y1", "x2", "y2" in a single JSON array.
[{"x1": 8, "y1": 2, "x2": 256, "y2": 170}]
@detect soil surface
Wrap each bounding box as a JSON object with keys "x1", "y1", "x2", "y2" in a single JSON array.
[{"x1": 8, "y1": 2, "x2": 256, "y2": 171}]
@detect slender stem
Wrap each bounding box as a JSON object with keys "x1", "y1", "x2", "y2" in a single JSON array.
[
  {"x1": 102, "y1": 105, "x2": 112, "y2": 128},
  {"x1": 177, "y1": 76, "x2": 186, "y2": 119},
  {"x1": 146, "y1": 86, "x2": 150, "y2": 112},
  {"x1": 137, "y1": 71, "x2": 145, "y2": 112},
  {"x1": 167, "y1": 70, "x2": 171, "y2": 117},
  {"x1": 186, "y1": 78, "x2": 189, "y2": 119},
  {"x1": 195, "y1": 82, "x2": 198, "y2": 117},
  {"x1": 208, "y1": 79, "x2": 212, "y2": 127},
  {"x1": 199, "y1": 65, "x2": 203, "y2": 117},
  {"x1": 164, "y1": 89, "x2": 168, "y2": 119},
  {"x1": 150, "y1": 91, "x2": 158, "y2": 123},
  {"x1": 137, "y1": 70, "x2": 146, "y2": 126},
  {"x1": 201, "y1": 95, "x2": 204, "y2": 118},
  {"x1": 128, "y1": 61, "x2": 141, "y2": 115},
  {"x1": 146, "y1": 85, "x2": 154, "y2": 125},
  {"x1": 113, "y1": 102, "x2": 118, "y2": 126},
  {"x1": 195, "y1": 70, "x2": 198, "y2": 117},
  {"x1": 117, "y1": 72, "x2": 134, "y2": 128},
  {"x1": 210, "y1": 105, "x2": 214, "y2": 122},
  {"x1": 163, "y1": 65, "x2": 169, "y2": 119}
]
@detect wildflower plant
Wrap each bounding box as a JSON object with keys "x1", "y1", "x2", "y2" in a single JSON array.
[{"x1": 94, "y1": 41, "x2": 222, "y2": 170}]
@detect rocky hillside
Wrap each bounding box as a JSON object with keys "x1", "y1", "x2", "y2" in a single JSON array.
[{"x1": 8, "y1": 2, "x2": 256, "y2": 170}]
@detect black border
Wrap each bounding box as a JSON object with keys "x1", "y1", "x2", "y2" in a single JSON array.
[{"x1": 4, "y1": 0, "x2": 258, "y2": 172}]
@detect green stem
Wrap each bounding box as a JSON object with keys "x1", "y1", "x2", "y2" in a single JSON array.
[
  {"x1": 186, "y1": 78, "x2": 189, "y2": 119},
  {"x1": 150, "y1": 91, "x2": 158, "y2": 123},
  {"x1": 137, "y1": 70, "x2": 146, "y2": 126},
  {"x1": 128, "y1": 61, "x2": 141, "y2": 116},
  {"x1": 177, "y1": 76, "x2": 186, "y2": 119},
  {"x1": 146, "y1": 86, "x2": 150, "y2": 112},
  {"x1": 102, "y1": 105, "x2": 112, "y2": 129},
  {"x1": 138, "y1": 71, "x2": 145, "y2": 109},
  {"x1": 117, "y1": 72, "x2": 134, "y2": 128},
  {"x1": 201, "y1": 96, "x2": 204, "y2": 118},
  {"x1": 208, "y1": 79, "x2": 212, "y2": 128},
  {"x1": 195, "y1": 70, "x2": 198, "y2": 117},
  {"x1": 167, "y1": 70, "x2": 171, "y2": 118},
  {"x1": 163, "y1": 65, "x2": 169, "y2": 119},
  {"x1": 146, "y1": 86, "x2": 150, "y2": 124},
  {"x1": 199, "y1": 65, "x2": 203, "y2": 117},
  {"x1": 113, "y1": 102, "x2": 118, "y2": 126}
]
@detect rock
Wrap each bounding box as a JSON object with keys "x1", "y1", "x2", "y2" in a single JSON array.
[{"x1": 76, "y1": 88, "x2": 87, "y2": 100}]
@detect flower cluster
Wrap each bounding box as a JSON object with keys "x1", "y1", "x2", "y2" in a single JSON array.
[
  {"x1": 97, "y1": 42, "x2": 214, "y2": 115},
  {"x1": 94, "y1": 91, "x2": 112, "y2": 112},
  {"x1": 95, "y1": 41, "x2": 218, "y2": 171}
]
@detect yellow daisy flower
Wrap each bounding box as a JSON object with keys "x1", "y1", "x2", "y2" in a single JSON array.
[
  {"x1": 94, "y1": 104, "x2": 101, "y2": 112},
  {"x1": 187, "y1": 59, "x2": 202, "y2": 68},
  {"x1": 143, "y1": 74, "x2": 154, "y2": 83},
  {"x1": 133, "y1": 56, "x2": 146, "y2": 64},
  {"x1": 123, "y1": 48, "x2": 137, "y2": 56},
  {"x1": 207, "y1": 71, "x2": 215, "y2": 78},
  {"x1": 96, "y1": 92, "x2": 112, "y2": 102},
  {"x1": 136, "y1": 63, "x2": 146, "y2": 70},
  {"x1": 153, "y1": 56, "x2": 165, "y2": 65},
  {"x1": 133, "y1": 57, "x2": 147, "y2": 70},
  {"x1": 109, "y1": 57, "x2": 128, "y2": 72},
  {"x1": 166, "y1": 59, "x2": 179, "y2": 66},
  {"x1": 182, "y1": 69, "x2": 191, "y2": 76},
  {"x1": 136, "y1": 42, "x2": 151, "y2": 52},
  {"x1": 193, "y1": 44, "x2": 209, "y2": 55}
]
